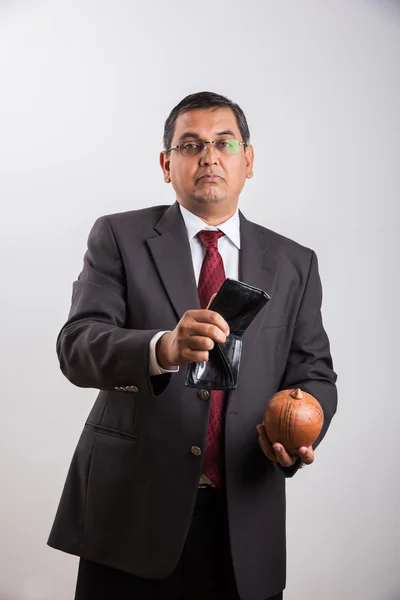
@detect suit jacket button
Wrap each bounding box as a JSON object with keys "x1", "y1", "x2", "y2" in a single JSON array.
[
  {"x1": 191, "y1": 446, "x2": 202, "y2": 456},
  {"x1": 198, "y1": 389, "x2": 210, "y2": 401}
]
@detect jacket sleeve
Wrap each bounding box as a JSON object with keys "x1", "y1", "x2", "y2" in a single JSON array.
[
  {"x1": 56, "y1": 216, "x2": 171, "y2": 396},
  {"x1": 275, "y1": 250, "x2": 338, "y2": 478}
]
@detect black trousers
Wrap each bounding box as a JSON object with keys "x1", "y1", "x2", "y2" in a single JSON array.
[{"x1": 75, "y1": 486, "x2": 283, "y2": 600}]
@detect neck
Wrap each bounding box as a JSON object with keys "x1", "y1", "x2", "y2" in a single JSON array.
[{"x1": 178, "y1": 200, "x2": 238, "y2": 226}]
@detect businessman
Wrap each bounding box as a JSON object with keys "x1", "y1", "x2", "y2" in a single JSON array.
[{"x1": 48, "y1": 91, "x2": 338, "y2": 600}]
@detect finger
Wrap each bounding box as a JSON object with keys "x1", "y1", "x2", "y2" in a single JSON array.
[
  {"x1": 206, "y1": 293, "x2": 217, "y2": 309},
  {"x1": 188, "y1": 322, "x2": 228, "y2": 345},
  {"x1": 186, "y1": 335, "x2": 215, "y2": 351},
  {"x1": 177, "y1": 348, "x2": 209, "y2": 365},
  {"x1": 207, "y1": 310, "x2": 230, "y2": 335},
  {"x1": 190, "y1": 310, "x2": 230, "y2": 336},
  {"x1": 297, "y1": 446, "x2": 314, "y2": 465},
  {"x1": 272, "y1": 443, "x2": 297, "y2": 468},
  {"x1": 256, "y1": 424, "x2": 278, "y2": 462}
]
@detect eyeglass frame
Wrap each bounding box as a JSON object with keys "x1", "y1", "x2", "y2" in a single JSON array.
[{"x1": 167, "y1": 139, "x2": 248, "y2": 156}]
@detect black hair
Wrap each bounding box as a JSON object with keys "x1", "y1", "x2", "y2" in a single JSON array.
[{"x1": 163, "y1": 91, "x2": 250, "y2": 150}]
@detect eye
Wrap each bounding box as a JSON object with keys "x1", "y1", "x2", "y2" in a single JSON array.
[
  {"x1": 181, "y1": 142, "x2": 201, "y2": 152},
  {"x1": 215, "y1": 140, "x2": 229, "y2": 149}
]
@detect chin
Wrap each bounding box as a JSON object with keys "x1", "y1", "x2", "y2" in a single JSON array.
[{"x1": 195, "y1": 191, "x2": 226, "y2": 205}]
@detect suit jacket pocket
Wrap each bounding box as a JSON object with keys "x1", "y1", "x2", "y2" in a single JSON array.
[
  {"x1": 85, "y1": 422, "x2": 139, "y2": 442},
  {"x1": 91, "y1": 389, "x2": 140, "y2": 439}
]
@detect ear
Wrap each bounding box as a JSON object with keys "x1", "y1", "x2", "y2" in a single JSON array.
[
  {"x1": 244, "y1": 144, "x2": 254, "y2": 179},
  {"x1": 160, "y1": 151, "x2": 171, "y2": 183}
]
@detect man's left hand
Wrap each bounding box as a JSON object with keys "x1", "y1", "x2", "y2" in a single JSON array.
[{"x1": 256, "y1": 423, "x2": 314, "y2": 467}]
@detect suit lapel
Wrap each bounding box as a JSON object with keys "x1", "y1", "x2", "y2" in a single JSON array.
[
  {"x1": 239, "y1": 212, "x2": 280, "y2": 304},
  {"x1": 147, "y1": 202, "x2": 200, "y2": 321},
  {"x1": 237, "y1": 213, "x2": 282, "y2": 376}
]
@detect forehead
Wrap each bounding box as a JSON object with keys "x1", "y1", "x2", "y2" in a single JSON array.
[{"x1": 172, "y1": 107, "x2": 241, "y2": 141}]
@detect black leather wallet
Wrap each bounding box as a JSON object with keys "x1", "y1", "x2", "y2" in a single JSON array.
[{"x1": 185, "y1": 278, "x2": 270, "y2": 391}]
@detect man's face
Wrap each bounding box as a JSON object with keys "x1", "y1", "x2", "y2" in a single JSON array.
[{"x1": 160, "y1": 107, "x2": 254, "y2": 215}]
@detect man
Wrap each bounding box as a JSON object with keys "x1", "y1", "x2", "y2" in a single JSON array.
[{"x1": 48, "y1": 91, "x2": 337, "y2": 600}]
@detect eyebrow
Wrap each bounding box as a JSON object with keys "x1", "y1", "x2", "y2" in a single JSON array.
[{"x1": 178, "y1": 129, "x2": 237, "y2": 142}]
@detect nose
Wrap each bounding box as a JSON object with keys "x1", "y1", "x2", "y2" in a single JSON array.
[{"x1": 199, "y1": 142, "x2": 219, "y2": 166}]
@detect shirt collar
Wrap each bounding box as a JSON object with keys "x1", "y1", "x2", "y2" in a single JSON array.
[{"x1": 179, "y1": 203, "x2": 241, "y2": 249}]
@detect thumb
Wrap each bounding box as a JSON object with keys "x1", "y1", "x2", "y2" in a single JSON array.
[{"x1": 206, "y1": 293, "x2": 217, "y2": 309}]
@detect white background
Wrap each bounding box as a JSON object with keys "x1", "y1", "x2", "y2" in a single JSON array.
[{"x1": 0, "y1": 1, "x2": 399, "y2": 599}]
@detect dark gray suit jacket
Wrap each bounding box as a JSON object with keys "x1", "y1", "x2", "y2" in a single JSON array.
[{"x1": 48, "y1": 202, "x2": 337, "y2": 600}]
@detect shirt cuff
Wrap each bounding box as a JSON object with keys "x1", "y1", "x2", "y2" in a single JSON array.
[{"x1": 149, "y1": 331, "x2": 180, "y2": 376}]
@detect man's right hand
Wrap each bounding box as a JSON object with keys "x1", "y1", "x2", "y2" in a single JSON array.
[{"x1": 156, "y1": 309, "x2": 230, "y2": 369}]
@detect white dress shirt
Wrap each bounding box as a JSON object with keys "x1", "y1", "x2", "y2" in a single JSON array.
[{"x1": 149, "y1": 203, "x2": 240, "y2": 375}]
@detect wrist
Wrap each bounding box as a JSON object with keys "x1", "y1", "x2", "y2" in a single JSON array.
[{"x1": 156, "y1": 332, "x2": 173, "y2": 369}]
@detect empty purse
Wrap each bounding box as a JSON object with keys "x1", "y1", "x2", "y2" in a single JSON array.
[{"x1": 185, "y1": 278, "x2": 270, "y2": 390}]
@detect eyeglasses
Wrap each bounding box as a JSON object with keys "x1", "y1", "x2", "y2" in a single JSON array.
[{"x1": 167, "y1": 139, "x2": 247, "y2": 157}]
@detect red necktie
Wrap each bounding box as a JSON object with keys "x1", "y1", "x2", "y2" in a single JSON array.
[{"x1": 197, "y1": 230, "x2": 226, "y2": 488}]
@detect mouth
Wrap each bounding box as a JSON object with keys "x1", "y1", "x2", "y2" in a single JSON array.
[{"x1": 197, "y1": 174, "x2": 223, "y2": 183}]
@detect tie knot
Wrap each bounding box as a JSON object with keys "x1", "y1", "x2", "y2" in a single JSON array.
[{"x1": 198, "y1": 230, "x2": 225, "y2": 249}]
